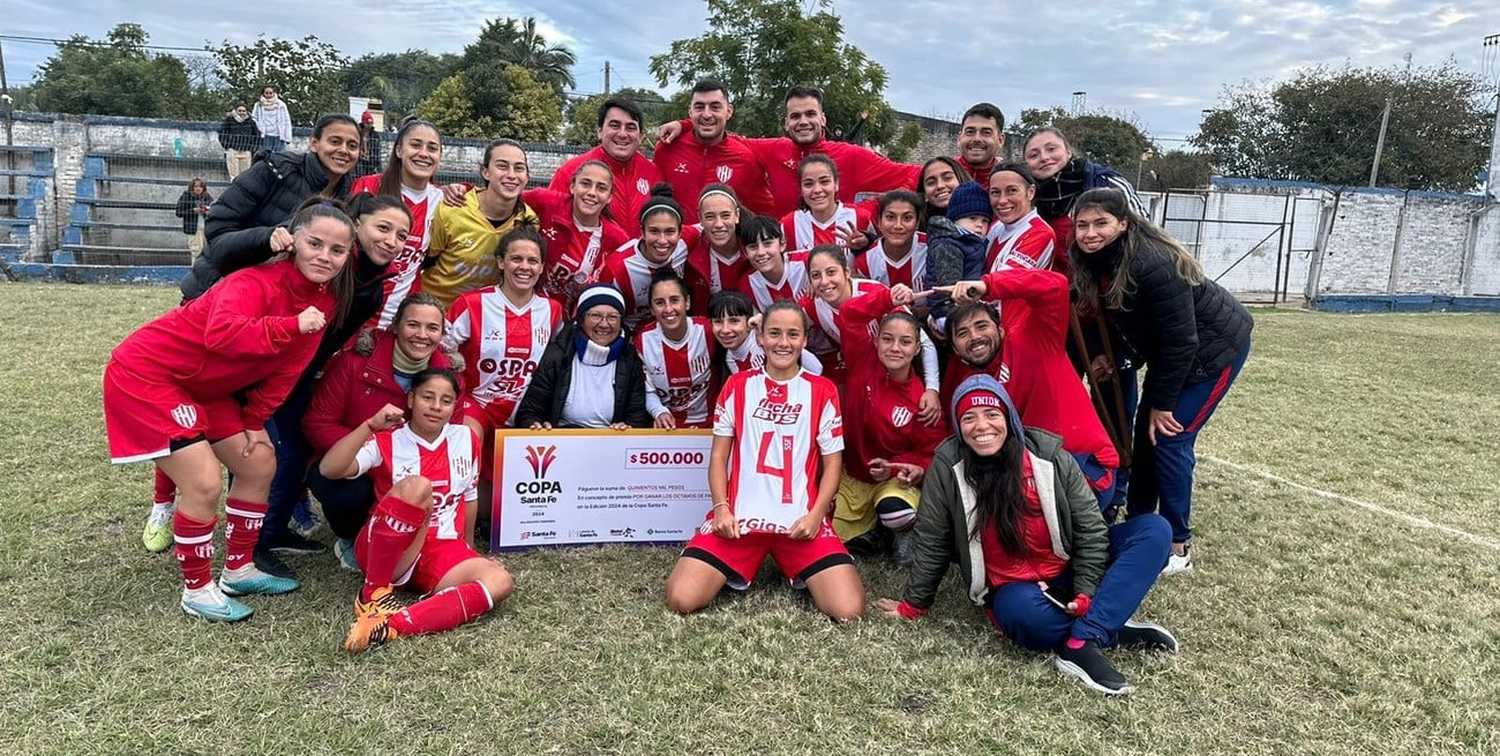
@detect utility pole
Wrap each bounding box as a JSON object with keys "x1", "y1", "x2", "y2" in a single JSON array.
[
  {"x1": 603, "y1": 61, "x2": 611, "y2": 97},
  {"x1": 1368, "y1": 97, "x2": 1392, "y2": 187},
  {"x1": 1486, "y1": 34, "x2": 1500, "y2": 199},
  {"x1": 0, "y1": 37, "x2": 13, "y2": 197}
]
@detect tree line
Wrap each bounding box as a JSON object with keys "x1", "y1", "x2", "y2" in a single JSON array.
[{"x1": 9, "y1": 0, "x2": 1493, "y2": 192}]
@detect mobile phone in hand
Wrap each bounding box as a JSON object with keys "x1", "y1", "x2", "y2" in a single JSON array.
[{"x1": 1039, "y1": 582, "x2": 1071, "y2": 611}]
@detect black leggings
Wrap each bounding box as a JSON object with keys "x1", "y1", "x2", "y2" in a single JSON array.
[{"x1": 306, "y1": 466, "x2": 376, "y2": 539}]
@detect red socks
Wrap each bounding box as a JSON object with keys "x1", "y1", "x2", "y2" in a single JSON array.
[
  {"x1": 223, "y1": 498, "x2": 267, "y2": 572},
  {"x1": 389, "y1": 581, "x2": 493, "y2": 636},
  {"x1": 359, "y1": 494, "x2": 429, "y2": 601},
  {"x1": 173, "y1": 511, "x2": 216, "y2": 589},
  {"x1": 153, "y1": 467, "x2": 176, "y2": 504}
]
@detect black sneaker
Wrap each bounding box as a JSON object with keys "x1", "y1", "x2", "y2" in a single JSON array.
[
  {"x1": 1055, "y1": 640, "x2": 1133, "y2": 695},
  {"x1": 253, "y1": 547, "x2": 297, "y2": 580},
  {"x1": 266, "y1": 532, "x2": 328, "y2": 555},
  {"x1": 1118, "y1": 620, "x2": 1179, "y2": 653}
]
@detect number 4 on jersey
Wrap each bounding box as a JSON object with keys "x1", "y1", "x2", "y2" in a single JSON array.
[{"x1": 756, "y1": 431, "x2": 794, "y2": 505}]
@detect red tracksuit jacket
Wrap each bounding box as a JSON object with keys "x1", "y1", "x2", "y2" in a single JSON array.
[
  {"x1": 548, "y1": 146, "x2": 662, "y2": 237},
  {"x1": 738, "y1": 132, "x2": 921, "y2": 218},
  {"x1": 940, "y1": 268, "x2": 1120, "y2": 469},
  {"x1": 652, "y1": 131, "x2": 776, "y2": 224},
  {"x1": 302, "y1": 329, "x2": 457, "y2": 456},
  {"x1": 109, "y1": 259, "x2": 333, "y2": 431}
]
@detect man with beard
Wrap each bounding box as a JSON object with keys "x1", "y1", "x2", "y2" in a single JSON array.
[
  {"x1": 651, "y1": 80, "x2": 777, "y2": 224},
  {"x1": 954, "y1": 102, "x2": 1007, "y2": 186},
  {"x1": 660, "y1": 86, "x2": 921, "y2": 217},
  {"x1": 937, "y1": 268, "x2": 1121, "y2": 510},
  {"x1": 550, "y1": 98, "x2": 663, "y2": 236}
]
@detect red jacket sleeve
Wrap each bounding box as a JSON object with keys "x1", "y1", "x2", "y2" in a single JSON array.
[
  {"x1": 202, "y1": 270, "x2": 301, "y2": 357},
  {"x1": 840, "y1": 287, "x2": 895, "y2": 330},
  {"x1": 303, "y1": 350, "x2": 360, "y2": 455},
  {"x1": 838, "y1": 143, "x2": 922, "y2": 201},
  {"x1": 981, "y1": 268, "x2": 1070, "y2": 349},
  {"x1": 892, "y1": 419, "x2": 947, "y2": 469}
]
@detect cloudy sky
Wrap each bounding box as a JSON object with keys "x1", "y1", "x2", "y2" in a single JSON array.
[{"x1": 7, "y1": 0, "x2": 1499, "y2": 144}]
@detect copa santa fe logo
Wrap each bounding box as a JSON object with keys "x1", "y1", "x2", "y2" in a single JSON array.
[{"x1": 518, "y1": 444, "x2": 562, "y2": 501}]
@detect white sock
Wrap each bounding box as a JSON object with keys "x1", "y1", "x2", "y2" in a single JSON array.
[{"x1": 148, "y1": 501, "x2": 175, "y2": 526}]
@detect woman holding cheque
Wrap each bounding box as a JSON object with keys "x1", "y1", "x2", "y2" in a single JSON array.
[{"x1": 664, "y1": 302, "x2": 865, "y2": 622}]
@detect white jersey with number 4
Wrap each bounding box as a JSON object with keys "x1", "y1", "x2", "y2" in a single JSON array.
[
  {"x1": 354, "y1": 424, "x2": 479, "y2": 542},
  {"x1": 713, "y1": 368, "x2": 843, "y2": 533}
]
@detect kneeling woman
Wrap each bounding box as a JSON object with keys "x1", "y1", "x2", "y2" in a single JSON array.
[
  {"x1": 878, "y1": 375, "x2": 1177, "y2": 695},
  {"x1": 664, "y1": 302, "x2": 865, "y2": 622},
  {"x1": 320, "y1": 368, "x2": 514, "y2": 652}
]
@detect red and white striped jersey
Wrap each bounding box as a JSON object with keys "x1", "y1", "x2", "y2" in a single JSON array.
[
  {"x1": 348, "y1": 177, "x2": 445, "y2": 329},
  {"x1": 807, "y1": 278, "x2": 888, "y2": 350},
  {"x1": 985, "y1": 210, "x2": 1056, "y2": 272},
  {"x1": 525, "y1": 188, "x2": 629, "y2": 315},
  {"x1": 739, "y1": 249, "x2": 810, "y2": 311},
  {"x1": 355, "y1": 423, "x2": 479, "y2": 542},
  {"x1": 600, "y1": 238, "x2": 691, "y2": 332},
  {"x1": 634, "y1": 317, "x2": 715, "y2": 428},
  {"x1": 724, "y1": 338, "x2": 825, "y2": 377},
  {"x1": 713, "y1": 369, "x2": 843, "y2": 533},
  {"x1": 854, "y1": 235, "x2": 929, "y2": 289},
  {"x1": 781, "y1": 202, "x2": 875, "y2": 252},
  {"x1": 443, "y1": 289, "x2": 564, "y2": 424},
  {"x1": 705, "y1": 247, "x2": 751, "y2": 294}
]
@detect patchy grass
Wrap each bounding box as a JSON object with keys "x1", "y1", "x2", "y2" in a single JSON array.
[{"x1": 0, "y1": 284, "x2": 1496, "y2": 755}]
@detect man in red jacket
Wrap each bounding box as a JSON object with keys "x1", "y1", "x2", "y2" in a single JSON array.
[
  {"x1": 549, "y1": 97, "x2": 662, "y2": 236},
  {"x1": 747, "y1": 86, "x2": 921, "y2": 216},
  {"x1": 660, "y1": 86, "x2": 922, "y2": 217},
  {"x1": 937, "y1": 268, "x2": 1121, "y2": 508},
  {"x1": 651, "y1": 80, "x2": 776, "y2": 224},
  {"x1": 955, "y1": 102, "x2": 1006, "y2": 187}
]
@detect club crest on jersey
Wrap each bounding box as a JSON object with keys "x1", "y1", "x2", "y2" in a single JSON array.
[
  {"x1": 525, "y1": 444, "x2": 558, "y2": 479},
  {"x1": 715, "y1": 165, "x2": 733, "y2": 183},
  {"x1": 170, "y1": 403, "x2": 198, "y2": 429},
  {"x1": 890, "y1": 406, "x2": 912, "y2": 428},
  {"x1": 636, "y1": 178, "x2": 649, "y2": 196},
  {"x1": 998, "y1": 362, "x2": 1011, "y2": 384}
]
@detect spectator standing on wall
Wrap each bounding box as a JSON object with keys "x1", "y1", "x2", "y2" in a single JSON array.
[
  {"x1": 174, "y1": 178, "x2": 213, "y2": 260},
  {"x1": 356, "y1": 111, "x2": 382, "y2": 178},
  {"x1": 253, "y1": 85, "x2": 294, "y2": 154},
  {"x1": 218, "y1": 104, "x2": 260, "y2": 180}
]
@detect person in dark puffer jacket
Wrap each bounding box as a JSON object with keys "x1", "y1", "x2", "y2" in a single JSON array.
[
  {"x1": 181, "y1": 113, "x2": 362, "y2": 301},
  {"x1": 1068, "y1": 188, "x2": 1251, "y2": 577},
  {"x1": 515, "y1": 283, "x2": 653, "y2": 430}
]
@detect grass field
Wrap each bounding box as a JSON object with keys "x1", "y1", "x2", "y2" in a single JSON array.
[{"x1": 1, "y1": 283, "x2": 1497, "y2": 755}]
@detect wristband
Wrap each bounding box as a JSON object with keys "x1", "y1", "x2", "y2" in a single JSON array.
[
  {"x1": 712, "y1": 501, "x2": 730, "y2": 512},
  {"x1": 1071, "y1": 593, "x2": 1091, "y2": 617}
]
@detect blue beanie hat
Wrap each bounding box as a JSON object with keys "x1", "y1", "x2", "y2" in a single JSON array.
[
  {"x1": 574, "y1": 283, "x2": 627, "y2": 322},
  {"x1": 946, "y1": 181, "x2": 993, "y2": 223}
]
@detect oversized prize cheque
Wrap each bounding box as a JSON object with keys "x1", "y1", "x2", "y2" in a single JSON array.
[{"x1": 490, "y1": 429, "x2": 714, "y2": 551}]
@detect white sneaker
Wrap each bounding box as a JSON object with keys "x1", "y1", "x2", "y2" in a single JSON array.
[
  {"x1": 180, "y1": 583, "x2": 253, "y2": 622},
  {"x1": 1161, "y1": 545, "x2": 1193, "y2": 576}
]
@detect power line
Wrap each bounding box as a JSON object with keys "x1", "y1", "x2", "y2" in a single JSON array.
[{"x1": 0, "y1": 33, "x2": 212, "y2": 56}]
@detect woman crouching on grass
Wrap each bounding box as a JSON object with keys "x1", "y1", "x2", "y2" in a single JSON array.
[
  {"x1": 320, "y1": 368, "x2": 514, "y2": 652},
  {"x1": 878, "y1": 375, "x2": 1176, "y2": 695},
  {"x1": 664, "y1": 302, "x2": 864, "y2": 622},
  {"x1": 103, "y1": 201, "x2": 356, "y2": 622}
]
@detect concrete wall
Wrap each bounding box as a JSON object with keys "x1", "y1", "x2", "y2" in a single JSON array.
[
  {"x1": 6, "y1": 111, "x2": 584, "y2": 260},
  {"x1": 1157, "y1": 178, "x2": 1498, "y2": 303},
  {"x1": 894, "y1": 111, "x2": 959, "y2": 164}
]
